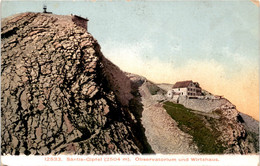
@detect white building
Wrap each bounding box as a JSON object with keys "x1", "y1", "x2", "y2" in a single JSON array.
[
  {"x1": 172, "y1": 80, "x2": 202, "y2": 98},
  {"x1": 166, "y1": 90, "x2": 174, "y2": 98}
]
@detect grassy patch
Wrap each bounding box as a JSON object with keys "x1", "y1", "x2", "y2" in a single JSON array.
[{"x1": 163, "y1": 101, "x2": 226, "y2": 154}]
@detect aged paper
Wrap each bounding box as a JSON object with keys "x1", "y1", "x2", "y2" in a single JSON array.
[{"x1": 1, "y1": 0, "x2": 259, "y2": 165}]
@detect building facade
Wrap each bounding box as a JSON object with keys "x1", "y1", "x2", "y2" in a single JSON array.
[{"x1": 172, "y1": 80, "x2": 202, "y2": 97}]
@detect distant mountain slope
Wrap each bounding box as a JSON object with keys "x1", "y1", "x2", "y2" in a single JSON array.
[
  {"x1": 157, "y1": 83, "x2": 174, "y2": 92},
  {"x1": 239, "y1": 112, "x2": 259, "y2": 134}
]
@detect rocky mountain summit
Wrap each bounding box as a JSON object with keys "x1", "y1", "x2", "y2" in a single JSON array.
[
  {"x1": 1, "y1": 12, "x2": 259, "y2": 155},
  {"x1": 1, "y1": 12, "x2": 143, "y2": 155}
]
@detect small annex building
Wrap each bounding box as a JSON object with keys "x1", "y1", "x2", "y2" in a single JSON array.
[{"x1": 71, "y1": 15, "x2": 89, "y2": 30}]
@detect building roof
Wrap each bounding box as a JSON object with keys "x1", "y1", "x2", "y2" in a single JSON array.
[
  {"x1": 73, "y1": 15, "x2": 89, "y2": 21},
  {"x1": 172, "y1": 80, "x2": 193, "y2": 88}
]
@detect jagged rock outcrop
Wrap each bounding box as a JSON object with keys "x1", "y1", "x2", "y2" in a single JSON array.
[
  {"x1": 178, "y1": 96, "x2": 258, "y2": 154},
  {"x1": 1, "y1": 12, "x2": 142, "y2": 155},
  {"x1": 210, "y1": 106, "x2": 250, "y2": 154}
]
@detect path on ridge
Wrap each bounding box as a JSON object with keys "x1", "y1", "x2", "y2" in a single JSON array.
[{"x1": 139, "y1": 82, "x2": 198, "y2": 154}]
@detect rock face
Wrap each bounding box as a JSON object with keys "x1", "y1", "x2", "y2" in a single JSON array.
[
  {"x1": 210, "y1": 107, "x2": 251, "y2": 154},
  {"x1": 1, "y1": 13, "x2": 142, "y2": 155},
  {"x1": 178, "y1": 96, "x2": 258, "y2": 154}
]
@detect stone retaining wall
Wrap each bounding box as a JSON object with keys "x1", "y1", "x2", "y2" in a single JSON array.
[{"x1": 178, "y1": 96, "x2": 230, "y2": 113}]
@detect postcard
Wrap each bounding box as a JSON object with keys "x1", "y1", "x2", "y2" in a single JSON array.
[{"x1": 1, "y1": 0, "x2": 259, "y2": 166}]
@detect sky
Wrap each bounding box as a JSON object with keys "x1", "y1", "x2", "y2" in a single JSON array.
[{"x1": 1, "y1": 0, "x2": 259, "y2": 120}]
